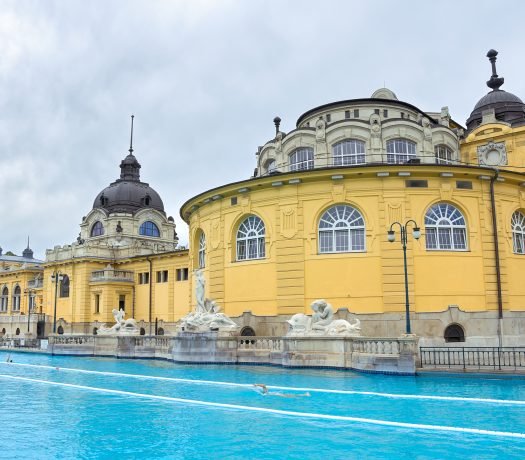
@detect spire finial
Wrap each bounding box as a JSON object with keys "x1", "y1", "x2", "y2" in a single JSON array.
[
  {"x1": 273, "y1": 116, "x2": 281, "y2": 136},
  {"x1": 129, "y1": 114, "x2": 135, "y2": 154},
  {"x1": 27, "y1": 235, "x2": 29, "y2": 249},
  {"x1": 486, "y1": 49, "x2": 504, "y2": 91}
]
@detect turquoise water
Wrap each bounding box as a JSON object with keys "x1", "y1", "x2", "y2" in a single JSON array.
[{"x1": 1, "y1": 352, "x2": 524, "y2": 459}]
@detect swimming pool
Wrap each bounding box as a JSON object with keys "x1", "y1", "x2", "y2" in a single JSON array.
[{"x1": 1, "y1": 351, "x2": 524, "y2": 459}]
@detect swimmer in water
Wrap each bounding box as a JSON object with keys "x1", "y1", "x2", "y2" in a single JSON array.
[{"x1": 253, "y1": 384, "x2": 310, "y2": 398}]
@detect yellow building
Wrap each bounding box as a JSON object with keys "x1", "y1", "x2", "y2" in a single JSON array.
[{"x1": 1, "y1": 49, "x2": 524, "y2": 347}]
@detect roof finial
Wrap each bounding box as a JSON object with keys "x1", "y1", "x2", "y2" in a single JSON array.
[
  {"x1": 129, "y1": 114, "x2": 135, "y2": 155},
  {"x1": 486, "y1": 49, "x2": 504, "y2": 91},
  {"x1": 27, "y1": 235, "x2": 30, "y2": 249},
  {"x1": 273, "y1": 116, "x2": 281, "y2": 136}
]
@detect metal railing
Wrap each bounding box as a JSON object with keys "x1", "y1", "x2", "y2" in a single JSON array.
[{"x1": 420, "y1": 347, "x2": 525, "y2": 371}]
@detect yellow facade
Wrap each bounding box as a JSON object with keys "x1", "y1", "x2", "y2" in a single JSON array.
[{"x1": 2, "y1": 50, "x2": 525, "y2": 344}]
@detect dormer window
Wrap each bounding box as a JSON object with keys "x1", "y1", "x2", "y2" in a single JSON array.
[{"x1": 142, "y1": 195, "x2": 151, "y2": 206}]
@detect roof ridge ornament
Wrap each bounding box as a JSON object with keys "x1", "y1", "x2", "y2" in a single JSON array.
[{"x1": 486, "y1": 49, "x2": 504, "y2": 91}]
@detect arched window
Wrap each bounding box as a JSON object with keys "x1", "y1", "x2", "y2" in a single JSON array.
[
  {"x1": 90, "y1": 221, "x2": 104, "y2": 237},
  {"x1": 93, "y1": 327, "x2": 98, "y2": 335},
  {"x1": 157, "y1": 327, "x2": 165, "y2": 336},
  {"x1": 333, "y1": 140, "x2": 366, "y2": 166},
  {"x1": 140, "y1": 327, "x2": 146, "y2": 336},
  {"x1": 236, "y1": 216, "x2": 265, "y2": 261},
  {"x1": 60, "y1": 275, "x2": 70, "y2": 298},
  {"x1": 198, "y1": 232, "x2": 206, "y2": 269},
  {"x1": 57, "y1": 325, "x2": 64, "y2": 335},
  {"x1": 0, "y1": 287, "x2": 8, "y2": 312},
  {"x1": 386, "y1": 138, "x2": 417, "y2": 164},
  {"x1": 289, "y1": 148, "x2": 314, "y2": 171},
  {"x1": 15, "y1": 328, "x2": 20, "y2": 336},
  {"x1": 240, "y1": 326, "x2": 256, "y2": 336},
  {"x1": 425, "y1": 203, "x2": 467, "y2": 250},
  {"x1": 139, "y1": 221, "x2": 160, "y2": 237},
  {"x1": 435, "y1": 145, "x2": 454, "y2": 164},
  {"x1": 318, "y1": 205, "x2": 365, "y2": 253},
  {"x1": 12, "y1": 286, "x2": 21, "y2": 311},
  {"x1": 266, "y1": 160, "x2": 277, "y2": 175},
  {"x1": 444, "y1": 324, "x2": 465, "y2": 343},
  {"x1": 511, "y1": 211, "x2": 525, "y2": 254}
]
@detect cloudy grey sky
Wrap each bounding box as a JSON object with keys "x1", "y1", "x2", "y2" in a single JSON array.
[{"x1": 1, "y1": 0, "x2": 524, "y2": 258}]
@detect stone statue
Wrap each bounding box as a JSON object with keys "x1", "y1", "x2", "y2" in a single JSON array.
[
  {"x1": 178, "y1": 271, "x2": 238, "y2": 333},
  {"x1": 98, "y1": 308, "x2": 139, "y2": 335},
  {"x1": 287, "y1": 300, "x2": 361, "y2": 337},
  {"x1": 316, "y1": 117, "x2": 326, "y2": 141}
]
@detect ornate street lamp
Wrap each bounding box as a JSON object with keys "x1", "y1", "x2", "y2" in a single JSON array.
[
  {"x1": 51, "y1": 271, "x2": 63, "y2": 334},
  {"x1": 387, "y1": 220, "x2": 421, "y2": 335}
]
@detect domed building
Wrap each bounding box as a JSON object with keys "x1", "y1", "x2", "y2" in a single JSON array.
[
  {"x1": 42, "y1": 121, "x2": 189, "y2": 336},
  {"x1": 181, "y1": 51, "x2": 525, "y2": 346}
]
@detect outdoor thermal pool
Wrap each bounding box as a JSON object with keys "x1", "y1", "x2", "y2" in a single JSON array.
[{"x1": 0, "y1": 351, "x2": 524, "y2": 459}]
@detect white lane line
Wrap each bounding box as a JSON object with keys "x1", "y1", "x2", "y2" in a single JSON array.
[
  {"x1": 0, "y1": 373, "x2": 523, "y2": 439},
  {"x1": 1, "y1": 361, "x2": 524, "y2": 406}
]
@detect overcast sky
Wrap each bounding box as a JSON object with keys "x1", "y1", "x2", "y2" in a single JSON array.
[{"x1": 1, "y1": 0, "x2": 524, "y2": 258}]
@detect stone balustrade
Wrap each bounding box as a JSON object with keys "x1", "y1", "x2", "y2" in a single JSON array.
[
  {"x1": 90, "y1": 269, "x2": 134, "y2": 283},
  {"x1": 46, "y1": 333, "x2": 418, "y2": 374}
]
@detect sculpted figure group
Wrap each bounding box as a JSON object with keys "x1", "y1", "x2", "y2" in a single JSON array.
[
  {"x1": 287, "y1": 300, "x2": 361, "y2": 337},
  {"x1": 98, "y1": 308, "x2": 139, "y2": 335}
]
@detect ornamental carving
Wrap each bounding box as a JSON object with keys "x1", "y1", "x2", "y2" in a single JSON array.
[
  {"x1": 477, "y1": 141, "x2": 507, "y2": 166},
  {"x1": 280, "y1": 207, "x2": 297, "y2": 239}
]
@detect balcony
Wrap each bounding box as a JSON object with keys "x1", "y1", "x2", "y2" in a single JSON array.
[
  {"x1": 90, "y1": 268, "x2": 134, "y2": 283},
  {"x1": 27, "y1": 278, "x2": 44, "y2": 289}
]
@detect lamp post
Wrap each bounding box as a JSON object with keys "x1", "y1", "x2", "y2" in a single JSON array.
[
  {"x1": 51, "y1": 270, "x2": 63, "y2": 334},
  {"x1": 387, "y1": 220, "x2": 421, "y2": 335},
  {"x1": 23, "y1": 287, "x2": 36, "y2": 333}
]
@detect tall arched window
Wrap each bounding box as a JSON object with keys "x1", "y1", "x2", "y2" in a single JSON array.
[
  {"x1": 512, "y1": 211, "x2": 525, "y2": 254},
  {"x1": 386, "y1": 138, "x2": 417, "y2": 164},
  {"x1": 318, "y1": 205, "x2": 365, "y2": 253},
  {"x1": 289, "y1": 148, "x2": 314, "y2": 171},
  {"x1": 139, "y1": 221, "x2": 160, "y2": 237},
  {"x1": 236, "y1": 216, "x2": 265, "y2": 261},
  {"x1": 425, "y1": 203, "x2": 467, "y2": 250},
  {"x1": 12, "y1": 285, "x2": 21, "y2": 311},
  {"x1": 198, "y1": 232, "x2": 206, "y2": 268},
  {"x1": 266, "y1": 160, "x2": 277, "y2": 174},
  {"x1": 0, "y1": 287, "x2": 8, "y2": 312},
  {"x1": 90, "y1": 221, "x2": 104, "y2": 237},
  {"x1": 60, "y1": 275, "x2": 70, "y2": 298},
  {"x1": 333, "y1": 140, "x2": 366, "y2": 166},
  {"x1": 435, "y1": 145, "x2": 454, "y2": 164}
]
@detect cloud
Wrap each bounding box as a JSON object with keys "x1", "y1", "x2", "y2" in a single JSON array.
[{"x1": 1, "y1": 0, "x2": 524, "y2": 256}]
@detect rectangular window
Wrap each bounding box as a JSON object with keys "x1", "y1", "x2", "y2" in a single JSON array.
[
  {"x1": 326, "y1": 114, "x2": 331, "y2": 122},
  {"x1": 138, "y1": 272, "x2": 150, "y2": 284},
  {"x1": 354, "y1": 109, "x2": 359, "y2": 118},
  {"x1": 374, "y1": 109, "x2": 379, "y2": 115},
  {"x1": 156, "y1": 270, "x2": 168, "y2": 283},
  {"x1": 401, "y1": 112, "x2": 405, "y2": 119},
  {"x1": 119, "y1": 295, "x2": 125, "y2": 312},
  {"x1": 345, "y1": 110, "x2": 350, "y2": 119},
  {"x1": 383, "y1": 109, "x2": 388, "y2": 118},
  {"x1": 95, "y1": 294, "x2": 100, "y2": 314},
  {"x1": 231, "y1": 197, "x2": 238, "y2": 205},
  {"x1": 456, "y1": 181, "x2": 473, "y2": 190},
  {"x1": 405, "y1": 180, "x2": 428, "y2": 188},
  {"x1": 176, "y1": 268, "x2": 189, "y2": 281}
]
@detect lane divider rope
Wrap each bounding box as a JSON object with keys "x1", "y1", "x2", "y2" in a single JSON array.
[
  {"x1": 1, "y1": 361, "x2": 524, "y2": 406},
  {"x1": 0, "y1": 373, "x2": 523, "y2": 439}
]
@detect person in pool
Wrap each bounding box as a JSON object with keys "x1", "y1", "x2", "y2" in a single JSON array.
[{"x1": 253, "y1": 384, "x2": 310, "y2": 398}]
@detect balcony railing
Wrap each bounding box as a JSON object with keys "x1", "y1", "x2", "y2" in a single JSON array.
[{"x1": 90, "y1": 269, "x2": 134, "y2": 283}]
